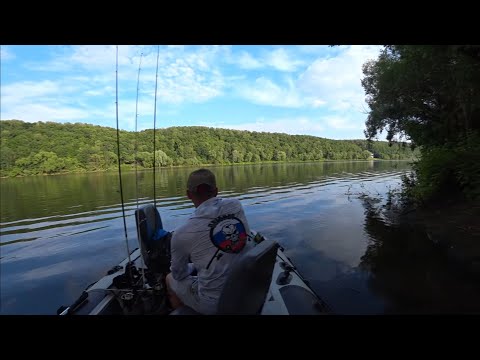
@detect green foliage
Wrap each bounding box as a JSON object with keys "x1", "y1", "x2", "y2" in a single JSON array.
[
  {"x1": 0, "y1": 120, "x2": 417, "y2": 177},
  {"x1": 13, "y1": 150, "x2": 69, "y2": 175},
  {"x1": 452, "y1": 132, "x2": 480, "y2": 200},
  {"x1": 401, "y1": 133, "x2": 480, "y2": 203},
  {"x1": 362, "y1": 45, "x2": 480, "y2": 146},
  {"x1": 362, "y1": 45, "x2": 480, "y2": 202},
  {"x1": 154, "y1": 150, "x2": 173, "y2": 167},
  {"x1": 411, "y1": 148, "x2": 458, "y2": 203},
  {"x1": 273, "y1": 150, "x2": 287, "y2": 161},
  {"x1": 135, "y1": 151, "x2": 153, "y2": 168}
]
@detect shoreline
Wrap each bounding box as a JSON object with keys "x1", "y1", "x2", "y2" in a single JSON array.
[{"x1": 0, "y1": 159, "x2": 414, "y2": 179}]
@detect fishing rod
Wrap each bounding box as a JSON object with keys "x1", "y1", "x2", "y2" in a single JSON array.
[
  {"x1": 115, "y1": 45, "x2": 132, "y2": 268},
  {"x1": 134, "y1": 51, "x2": 146, "y2": 289},
  {"x1": 153, "y1": 45, "x2": 160, "y2": 211},
  {"x1": 134, "y1": 52, "x2": 143, "y2": 213}
]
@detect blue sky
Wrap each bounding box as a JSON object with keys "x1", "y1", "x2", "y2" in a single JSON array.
[{"x1": 1, "y1": 45, "x2": 382, "y2": 140}]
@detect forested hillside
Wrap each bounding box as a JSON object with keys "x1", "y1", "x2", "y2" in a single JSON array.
[{"x1": 0, "y1": 120, "x2": 417, "y2": 177}]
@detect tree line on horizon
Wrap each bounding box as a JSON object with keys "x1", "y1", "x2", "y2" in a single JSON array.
[{"x1": 0, "y1": 120, "x2": 418, "y2": 177}]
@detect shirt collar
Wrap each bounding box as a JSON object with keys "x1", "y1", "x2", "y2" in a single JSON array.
[{"x1": 193, "y1": 196, "x2": 219, "y2": 215}]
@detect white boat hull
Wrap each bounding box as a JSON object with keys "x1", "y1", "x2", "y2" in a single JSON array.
[{"x1": 59, "y1": 233, "x2": 330, "y2": 315}]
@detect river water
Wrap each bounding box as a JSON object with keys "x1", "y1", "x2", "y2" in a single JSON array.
[{"x1": 2, "y1": 161, "x2": 479, "y2": 314}]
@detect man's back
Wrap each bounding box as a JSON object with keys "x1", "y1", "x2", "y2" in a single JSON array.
[{"x1": 170, "y1": 196, "x2": 252, "y2": 314}]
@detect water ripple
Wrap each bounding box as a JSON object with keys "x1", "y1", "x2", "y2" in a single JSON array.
[{"x1": 1, "y1": 167, "x2": 409, "y2": 250}]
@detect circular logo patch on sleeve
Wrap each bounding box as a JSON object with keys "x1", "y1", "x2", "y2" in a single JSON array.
[{"x1": 209, "y1": 214, "x2": 247, "y2": 253}]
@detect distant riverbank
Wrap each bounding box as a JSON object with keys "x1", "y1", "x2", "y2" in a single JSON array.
[{"x1": 1, "y1": 158, "x2": 414, "y2": 179}]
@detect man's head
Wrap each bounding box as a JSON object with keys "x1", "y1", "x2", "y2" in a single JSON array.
[{"x1": 186, "y1": 168, "x2": 218, "y2": 207}]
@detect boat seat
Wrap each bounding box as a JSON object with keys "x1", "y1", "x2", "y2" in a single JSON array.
[
  {"x1": 170, "y1": 238, "x2": 279, "y2": 315},
  {"x1": 135, "y1": 204, "x2": 171, "y2": 275},
  {"x1": 135, "y1": 204, "x2": 164, "y2": 246}
]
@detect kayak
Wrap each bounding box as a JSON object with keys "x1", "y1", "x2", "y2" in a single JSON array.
[{"x1": 57, "y1": 205, "x2": 331, "y2": 315}]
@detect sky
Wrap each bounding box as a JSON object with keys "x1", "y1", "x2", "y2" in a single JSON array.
[{"x1": 0, "y1": 45, "x2": 382, "y2": 140}]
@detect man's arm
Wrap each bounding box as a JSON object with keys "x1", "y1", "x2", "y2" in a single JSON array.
[
  {"x1": 170, "y1": 231, "x2": 192, "y2": 281},
  {"x1": 238, "y1": 202, "x2": 251, "y2": 235}
]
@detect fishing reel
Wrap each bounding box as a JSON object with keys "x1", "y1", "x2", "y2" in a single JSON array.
[
  {"x1": 112, "y1": 262, "x2": 170, "y2": 315},
  {"x1": 112, "y1": 262, "x2": 142, "y2": 288}
]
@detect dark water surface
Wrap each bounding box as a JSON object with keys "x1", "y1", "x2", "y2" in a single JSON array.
[{"x1": 2, "y1": 161, "x2": 479, "y2": 314}]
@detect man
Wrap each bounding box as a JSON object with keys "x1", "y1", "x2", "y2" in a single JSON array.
[{"x1": 166, "y1": 168, "x2": 252, "y2": 314}]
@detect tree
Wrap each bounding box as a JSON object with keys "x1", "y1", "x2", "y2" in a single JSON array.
[
  {"x1": 362, "y1": 150, "x2": 372, "y2": 160},
  {"x1": 136, "y1": 151, "x2": 153, "y2": 168},
  {"x1": 362, "y1": 45, "x2": 480, "y2": 200},
  {"x1": 0, "y1": 120, "x2": 418, "y2": 177},
  {"x1": 15, "y1": 151, "x2": 66, "y2": 174},
  {"x1": 362, "y1": 45, "x2": 480, "y2": 147},
  {"x1": 154, "y1": 150, "x2": 173, "y2": 167},
  {"x1": 273, "y1": 150, "x2": 287, "y2": 161}
]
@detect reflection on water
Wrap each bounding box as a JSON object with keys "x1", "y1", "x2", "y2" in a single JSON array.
[
  {"x1": 4, "y1": 161, "x2": 477, "y2": 314},
  {"x1": 358, "y1": 196, "x2": 480, "y2": 314}
]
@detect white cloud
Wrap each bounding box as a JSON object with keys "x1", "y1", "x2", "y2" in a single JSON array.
[
  {"x1": 21, "y1": 46, "x2": 227, "y2": 104},
  {"x1": 1, "y1": 46, "x2": 15, "y2": 61},
  {"x1": 1, "y1": 45, "x2": 381, "y2": 138},
  {"x1": 312, "y1": 99, "x2": 327, "y2": 107},
  {"x1": 296, "y1": 45, "x2": 328, "y2": 54},
  {"x1": 213, "y1": 114, "x2": 364, "y2": 136},
  {"x1": 22, "y1": 46, "x2": 135, "y2": 73},
  {"x1": 153, "y1": 61, "x2": 224, "y2": 104},
  {"x1": 233, "y1": 46, "x2": 380, "y2": 110},
  {"x1": 166, "y1": 45, "x2": 185, "y2": 50},
  {"x1": 228, "y1": 47, "x2": 304, "y2": 72},
  {"x1": 237, "y1": 77, "x2": 300, "y2": 107},
  {"x1": 2, "y1": 46, "x2": 230, "y2": 125},
  {"x1": 2, "y1": 93, "x2": 162, "y2": 128},
  {"x1": 1, "y1": 103, "x2": 89, "y2": 123},
  {"x1": 237, "y1": 76, "x2": 322, "y2": 108},
  {"x1": 236, "y1": 51, "x2": 263, "y2": 69},
  {"x1": 2, "y1": 80, "x2": 64, "y2": 106},
  {"x1": 76, "y1": 45, "x2": 228, "y2": 105},
  {"x1": 298, "y1": 45, "x2": 381, "y2": 112},
  {"x1": 323, "y1": 115, "x2": 363, "y2": 130},
  {"x1": 70, "y1": 45, "x2": 143, "y2": 70},
  {"x1": 83, "y1": 86, "x2": 114, "y2": 97},
  {"x1": 0, "y1": 79, "x2": 94, "y2": 123},
  {"x1": 94, "y1": 98, "x2": 168, "y2": 130},
  {"x1": 264, "y1": 48, "x2": 304, "y2": 72}
]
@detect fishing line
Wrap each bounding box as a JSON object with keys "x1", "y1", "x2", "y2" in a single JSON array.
[
  {"x1": 134, "y1": 52, "x2": 143, "y2": 212},
  {"x1": 115, "y1": 45, "x2": 132, "y2": 267},
  {"x1": 153, "y1": 45, "x2": 160, "y2": 211},
  {"x1": 134, "y1": 51, "x2": 146, "y2": 289}
]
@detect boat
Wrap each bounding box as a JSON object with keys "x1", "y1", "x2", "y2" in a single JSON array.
[{"x1": 57, "y1": 204, "x2": 331, "y2": 315}]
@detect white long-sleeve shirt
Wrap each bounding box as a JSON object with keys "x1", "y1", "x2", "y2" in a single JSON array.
[{"x1": 170, "y1": 197, "x2": 252, "y2": 312}]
